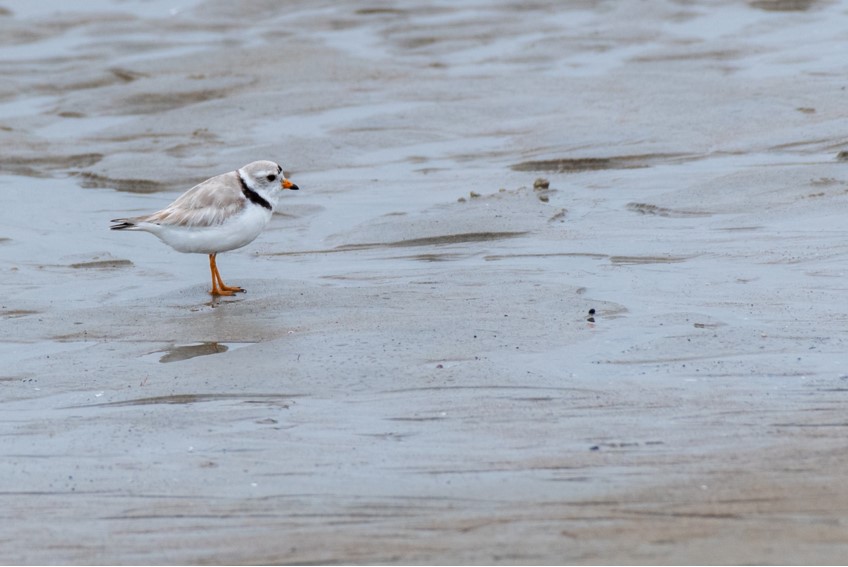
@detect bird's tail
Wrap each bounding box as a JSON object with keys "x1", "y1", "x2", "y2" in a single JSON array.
[{"x1": 110, "y1": 218, "x2": 138, "y2": 230}]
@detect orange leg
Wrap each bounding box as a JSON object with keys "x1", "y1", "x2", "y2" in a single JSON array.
[{"x1": 208, "y1": 253, "x2": 244, "y2": 296}]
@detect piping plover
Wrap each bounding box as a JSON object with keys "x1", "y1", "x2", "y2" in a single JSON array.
[{"x1": 111, "y1": 160, "x2": 299, "y2": 296}]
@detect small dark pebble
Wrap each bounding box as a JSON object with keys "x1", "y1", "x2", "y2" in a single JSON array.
[
  {"x1": 837, "y1": 151, "x2": 848, "y2": 162},
  {"x1": 589, "y1": 445, "x2": 600, "y2": 451},
  {"x1": 533, "y1": 177, "x2": 550, "y2": 190}
]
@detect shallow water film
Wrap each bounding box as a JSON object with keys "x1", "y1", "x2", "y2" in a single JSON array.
[{"x1": 3, "y1": 0, "x2": 848, "y2": 563}]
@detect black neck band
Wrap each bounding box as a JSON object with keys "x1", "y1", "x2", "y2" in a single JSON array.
[{"x1": 237, "y1": 171, "x2": 272, "y2": 211}]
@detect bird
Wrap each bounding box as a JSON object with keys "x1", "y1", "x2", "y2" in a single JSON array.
[{"x1": 111, "y1": 160, "x2": 299, "y2": 296}]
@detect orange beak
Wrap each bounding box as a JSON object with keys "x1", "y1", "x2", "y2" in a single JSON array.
[{"x1": 281, "y1": 178, "x2": 299, "y2": 191}]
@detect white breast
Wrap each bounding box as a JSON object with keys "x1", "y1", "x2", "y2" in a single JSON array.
[{"x1": 150, "y1": 204, "x2": 273, "y2": 254}]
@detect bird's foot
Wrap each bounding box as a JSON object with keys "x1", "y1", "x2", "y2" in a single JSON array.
[{"x1": 209, "y1": 285, "x2": 245, "y2": 296}]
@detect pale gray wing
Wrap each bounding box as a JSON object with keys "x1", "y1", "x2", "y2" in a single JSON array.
[{"x1": 140, "y1": 171, "x2": 246, "y2": 228}]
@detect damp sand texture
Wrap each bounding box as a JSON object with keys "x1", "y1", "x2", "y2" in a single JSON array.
[{"x1": 3, "y1": 1, "x2": 848, "y2": 564}]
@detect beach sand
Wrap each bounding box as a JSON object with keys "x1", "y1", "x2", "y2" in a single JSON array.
[{"x1": 2, "y1": 0, "x2": 848, "y2": 563}]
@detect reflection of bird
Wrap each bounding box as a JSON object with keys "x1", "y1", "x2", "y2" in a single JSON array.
[{"x1": 111, "y1": 160, "x2": 299, "y2": 296}]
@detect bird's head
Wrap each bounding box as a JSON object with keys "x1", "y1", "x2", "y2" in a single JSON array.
[{"x1": 239, "y1": 160, "x2": 299, "y2": 202}]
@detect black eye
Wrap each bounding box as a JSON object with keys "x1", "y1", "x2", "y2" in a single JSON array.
[{"x1": 266, "y1": 174, "x2": 276, "y2": 182}]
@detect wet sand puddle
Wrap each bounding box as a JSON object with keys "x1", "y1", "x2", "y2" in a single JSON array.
[
  {"x1": 625, "y1": 202, "x2": 712, "y2": 218},
  {"x1": 68, "y1": 258, "x2": 134, "y2": 270},
  {"x1": 270, "y1": 231, "x2": 528, "y2": 258},
  {"x1": 608, "y1": 255, "x2": 694, "y2": 265},
  {"x1": 140, "y1": 341, "x2": 252, "y2": 364},
  {"x1": 74, "y1": 392, "x2": 294, "y2": 408},
  {"x1": 510, "y1": 153, "x2": 698, "y2": 173}
]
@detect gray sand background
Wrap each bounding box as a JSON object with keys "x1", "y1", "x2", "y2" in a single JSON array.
[{"x1": 3, "y1": 0, "x2": 848, "y2": 563}]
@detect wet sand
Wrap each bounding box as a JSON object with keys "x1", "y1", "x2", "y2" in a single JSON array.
[{"x1": 3, "y1": 0, "x2": 848, "y2": 564}]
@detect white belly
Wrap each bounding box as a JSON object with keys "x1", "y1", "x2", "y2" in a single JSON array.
[{"x1": 149, "y1": 205, "x2": 273, "y2": 254}]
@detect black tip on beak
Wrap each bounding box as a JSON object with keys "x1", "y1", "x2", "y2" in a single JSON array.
[{"x1": 289, "y1": 183, "x2": 299, "y2": 191}]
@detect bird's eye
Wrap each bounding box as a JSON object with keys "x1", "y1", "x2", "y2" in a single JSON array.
[{"x1": 266, "y1": 174, "x2": 276, "y2": 182}]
